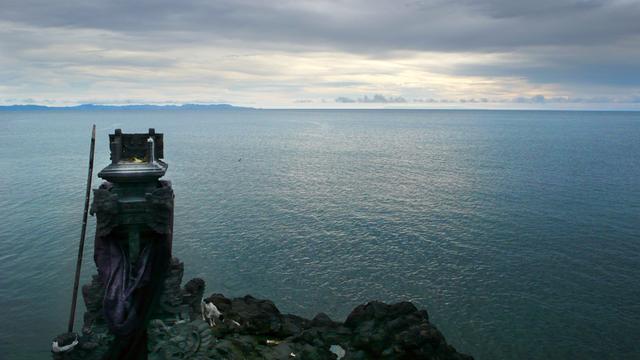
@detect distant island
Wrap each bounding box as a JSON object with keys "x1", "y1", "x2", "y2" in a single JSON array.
[{"x1": 0, "y1": 103, "x2": 254, "y2": 111}]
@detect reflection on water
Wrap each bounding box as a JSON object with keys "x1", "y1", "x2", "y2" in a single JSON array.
[{"x1": 1, "y1": 109, "x2": 639, "y2": 359}]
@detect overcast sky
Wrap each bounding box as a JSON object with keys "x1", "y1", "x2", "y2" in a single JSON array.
[{"x1": 1, "y1": 0, "x2": 639, "y2": 109}]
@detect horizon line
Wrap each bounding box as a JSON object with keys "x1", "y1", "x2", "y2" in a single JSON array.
[{"x1": 1, "y1": 103, "x2": 639, "y2": 112}]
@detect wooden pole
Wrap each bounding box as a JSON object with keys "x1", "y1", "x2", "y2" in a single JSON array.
[{"x1": 67, "y1": 124, "x2": 96, "y2": 333}]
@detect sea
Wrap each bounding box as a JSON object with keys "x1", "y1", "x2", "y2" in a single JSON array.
[{"x1": 0, "y1": 109, "x2": 638, "y2": 359}]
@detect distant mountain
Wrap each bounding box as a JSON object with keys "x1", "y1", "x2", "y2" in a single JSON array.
[
  {"x1": 0, "y1": 104, "x2": 51, "y2": 111},
  {"x1": 0, "y1": 103, "x2": 254, "y2": 111}
]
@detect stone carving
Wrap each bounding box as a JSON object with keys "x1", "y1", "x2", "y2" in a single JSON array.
[
  {"x1": 148, "y1": 319, "x2": 213, "y2": 360},
  {"x1": 90, "y1": 180, "x2": 174, "y2": 238}
]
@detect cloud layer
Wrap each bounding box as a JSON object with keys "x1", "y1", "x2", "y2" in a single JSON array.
[{"x1": 1, "y1": 0, "x2": 639, "y2": 108}]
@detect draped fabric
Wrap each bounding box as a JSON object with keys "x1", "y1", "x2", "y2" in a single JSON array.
[
  {"x1": 101, "y1": 240, "x2": 153, "y2": 336},
  {"x1": 91, "y1": 180, "x2": 173, "y2": 359}
]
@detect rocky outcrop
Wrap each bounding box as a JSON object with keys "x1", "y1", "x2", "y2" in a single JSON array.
[
  {"x1": 194, "y1": 294, "x2": 472, "y2": 360},
  {"x1": 53, "y1": 258, "x2": 473, "y2": 360}
]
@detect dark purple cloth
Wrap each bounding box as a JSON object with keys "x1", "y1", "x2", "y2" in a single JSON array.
[
  {"x1": 91, "y1": 181, "x2": 173, "y2": 358},
  {"x1": 100, "y1": 241, "x2": 152, "y2": 335},
  {"x1": 93, "y1": 231, "x2": 170, "y2": 360}
]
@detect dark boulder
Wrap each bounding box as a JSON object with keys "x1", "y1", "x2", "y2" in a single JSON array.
[{"x1": 344, "y1": 301, "x2": 471, "y2": 359}]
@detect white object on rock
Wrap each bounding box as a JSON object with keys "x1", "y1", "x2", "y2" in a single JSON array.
[
  {"x1": 51, "y1": 336, "x2": 79, "y2": 353},
  {"x1": 329, "y1": 344, "x2": 346, "y2": 359},
  {"x1": 201, "y1": 300, "x2": 222, "y2": 327}
]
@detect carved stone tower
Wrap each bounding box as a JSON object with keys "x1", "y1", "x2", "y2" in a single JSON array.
[{"x1": 90, "y1": 128, "x2": 174, "y2": 358}]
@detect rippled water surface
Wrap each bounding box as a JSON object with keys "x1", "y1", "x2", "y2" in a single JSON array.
[{"x1": 1, "y1": 109, "x2": 639, "y2": 359}]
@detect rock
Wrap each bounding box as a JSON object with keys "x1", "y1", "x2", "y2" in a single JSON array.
[
  {"x1": 280, "y1": 314, "x2": 308, "y2": 337},
  {"x1": 206, "y1": 293, "x2": 232, "y2": 313},
  {"x1": 183, "y1": 277, "x2": 206, "y2": 320},
  {"x1": 219, "y1": 295, "x2": 283, "y2": 335},
  {"x1": 345, "y1": 301, "x2": 419, "y2": 328},
  {"x1": 311, "y1": 312, "x2": 337, "y2": 328},
  {"x1": 80, "y1": 275, "x2": 105, "y2": 332},
  {"x1": 155, "y1": 257, "x2": 185, "y2": 315},
  {"x1": 82, "y1": 275, "x2": 104, "y2": 314},
  {"x1": 58, "y1": 257, "x2": 472, "y2": 360},
  {"x1": 343, "y1": 301, "x2": 471, "y2": 359},
  {"x1": 345, "y1": 349, "x2": 368, "y2": 360}
]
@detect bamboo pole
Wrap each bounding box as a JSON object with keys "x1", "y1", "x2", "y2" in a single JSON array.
[{"x1": 67, "y1": 124, "x2": 96, "y2": 333}]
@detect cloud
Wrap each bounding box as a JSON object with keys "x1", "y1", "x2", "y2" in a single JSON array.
[
  {"x1": 0, "y1": 1, "x2": 639, "y2": 107},
  {"x1": 336, "y1": 94, "x2": 407, "y2": 103},
  {"x1": 451, "y1": 42, "x2": 640, "y2": 87},
  {"x1": 335, "y1": 97, "x2": 356, "y2": 103},
  {"x1": 515, "y1": 95, "x2": 546, "y2": 103},
  {"x1": 360, "y1": 94, "x2": 407, "y2": 103},
  {"x1": 2, "y1": 0, "x2": 638, "y2": 52},
  {"x1": 509, "y1": 95, "x2": 640, "y2": 104},
  {"x1": 409, "y1": 95, "x2": 640, "y2": 104}
]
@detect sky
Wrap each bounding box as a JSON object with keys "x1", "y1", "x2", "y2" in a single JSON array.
[{"x1": 1, "y1": 0, "x2": 639, "y2": 109}]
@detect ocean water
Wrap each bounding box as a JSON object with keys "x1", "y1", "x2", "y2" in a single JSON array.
[{"x1": 0, "y1": 109, "x2": 639, "y2": 359}]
